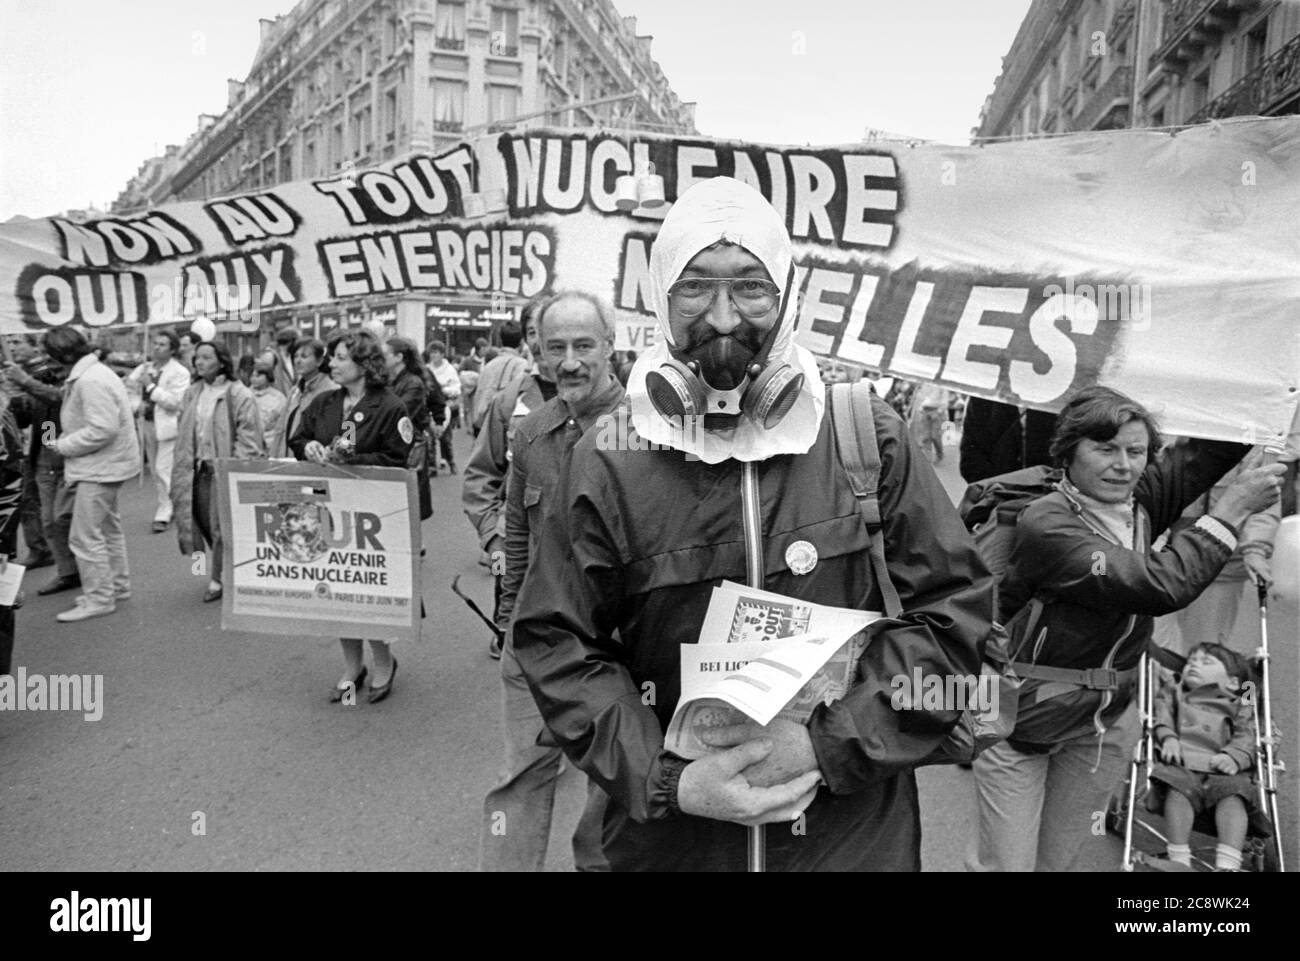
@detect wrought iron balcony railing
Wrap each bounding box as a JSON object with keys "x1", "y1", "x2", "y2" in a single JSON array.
[{"x1": 1187, "y1": 29, "x2": 1300, "y2": 121}]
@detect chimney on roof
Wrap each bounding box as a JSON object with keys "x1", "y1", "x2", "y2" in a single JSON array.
[
  {"x1": 259, "y1": 18, "x2": 276, "y2": 42},
  {"x1": 228, "y1": 79, "x2": 245, "y2": 107}
]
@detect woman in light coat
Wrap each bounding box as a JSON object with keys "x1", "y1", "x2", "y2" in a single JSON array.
[{"x1": 172, "y1": 341, "x2": 264, "y2": 603}]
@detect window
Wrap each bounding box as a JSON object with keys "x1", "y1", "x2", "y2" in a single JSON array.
[
  {"x1": 330, "y1": 121, "x2": 344, "y2": 169},
  {"x1": 384, "y1": 14, "x2": 398, "y2": 56},
  {"x1": 487, "y1": 84, "x2": 520, "y2": 125},
  {"x1": 1188, "y1": 68, "x2": 1210, "y2": 115},
  {"x1": 305, "y1": 140, "x2": 317, "y2": 177},
  {"x1": 552, "y1": 34, "x2": 567, "y2": 75},
  {"x1": 435, "y1": 1, "x2": 466, "y2": 50},
  {"x1": 384, "y1": 88, "x2": 398, "y2": 142},
  {"x1": 490, "y1": 6, "x2": 520, "y2": 56},
  {"x1": 1150, "y1": 107, "x2": 1164, "y2": 127},
  {"x1": 1244, "y1": 21, "x2": 1268, "y2": 74},
  {"x1": 434, "y1": 79, "x2": 465, "y2": 131},
  {"x1": 354, "y1": 105, "x2": 372, "y2": 156}
]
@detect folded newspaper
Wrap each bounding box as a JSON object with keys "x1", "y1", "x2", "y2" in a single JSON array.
[{"x1": 663, "y1": 582, "x2": 880, "y2": 759}]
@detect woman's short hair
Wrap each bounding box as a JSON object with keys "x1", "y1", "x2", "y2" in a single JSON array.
[
  {"x1": 1049, "y1": 385, "x2": 1161, "y2": 468},
  {"x1": 196, "y1": 341, "x2": 236, "y2": 381},
  {"x1": 385, "y1": 336, "x2": 426, "y2": 380},
  {"x1": 327, "y1": 330, "x2": 387, "y2": 389},
  {"x1": 295, "y1": 337, "x2": 329, "y2": 372}
]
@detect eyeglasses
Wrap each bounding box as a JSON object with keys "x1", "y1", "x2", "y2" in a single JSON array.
[{"x1": 667, "y1": 277, "x2": 781, "y2": 319}]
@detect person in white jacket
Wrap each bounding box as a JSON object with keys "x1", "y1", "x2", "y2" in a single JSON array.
[
  {"x1": 126, "y1": 330, "x2": 192, "y2": 532},
  {"x1": 43, "y1": 327, "x2": 140, "y2": 623}
]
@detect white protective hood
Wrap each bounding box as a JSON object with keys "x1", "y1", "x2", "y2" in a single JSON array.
[{"x1": 626, "y1": 177, "x2": 825, "y2": 463}]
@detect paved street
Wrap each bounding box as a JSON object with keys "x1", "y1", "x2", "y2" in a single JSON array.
[{"x1": 1, "y1": 428, "x2": 1115, "y2": 872}]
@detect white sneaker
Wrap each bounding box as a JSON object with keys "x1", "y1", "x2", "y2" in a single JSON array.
[
  {"x1": 74, "y1": 588, "x2": 131, "y2": 605},
  {"x1": 57, "y1": 602, "x2": 116, "y2": 623}
]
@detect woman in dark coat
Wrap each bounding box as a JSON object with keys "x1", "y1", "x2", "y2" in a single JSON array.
[
  {"x1": 969, "y1": 386, "x2": 1284, "y2": 872},
  {"x1": 289, "y1": 330, "x2": 412, "y2": 704},
  {"x1": 380, "y1": 336, "x2": 433, "y2": 521}
]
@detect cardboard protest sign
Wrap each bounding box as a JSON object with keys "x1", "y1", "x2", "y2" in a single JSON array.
[
  {"x1": 3, "y1": 118, "x2": 1297, "y2": 444},
  {"x1": 216, "y1": 460, "x2": 420, "y2": 642}
]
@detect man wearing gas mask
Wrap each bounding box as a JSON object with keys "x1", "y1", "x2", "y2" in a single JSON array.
[{"x1": 511, "y1": 178, "x2": 994, "y2": 871}]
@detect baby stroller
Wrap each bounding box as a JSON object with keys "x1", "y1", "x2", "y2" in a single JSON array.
[{"x1": 1111, "y1": 582, "x2": 1286, "y2": 872}]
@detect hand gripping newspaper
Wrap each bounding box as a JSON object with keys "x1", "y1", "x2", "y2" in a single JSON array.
[{"x1": 664, "y1": 581, "x2": 880, "y2": 759}]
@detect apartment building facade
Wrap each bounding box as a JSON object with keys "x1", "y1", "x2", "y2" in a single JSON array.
[
  {"x1": 113, "y1": 0, "x2": 696, "y2": 353},
  {"x1": 975, "y1": 0, "x2": 1300, "y2": 140}
]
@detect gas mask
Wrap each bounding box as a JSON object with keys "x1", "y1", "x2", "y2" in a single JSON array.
[{"x1": 645, "y1": 271, "x2": 805, "y2": 430}]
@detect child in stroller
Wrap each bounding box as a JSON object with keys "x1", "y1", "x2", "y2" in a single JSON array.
[{"x1": 1149, "y1": 643, "x2": 1260, "y2": 872}]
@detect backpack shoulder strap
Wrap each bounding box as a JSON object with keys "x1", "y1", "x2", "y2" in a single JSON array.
[{"x1": 830, "y1": 381, "x2": 903, "y2": 618}]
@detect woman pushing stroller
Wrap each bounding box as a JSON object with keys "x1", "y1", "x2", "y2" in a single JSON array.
[{"x1": 968, "y1": 385, "x2": 1284, "y2": 872}]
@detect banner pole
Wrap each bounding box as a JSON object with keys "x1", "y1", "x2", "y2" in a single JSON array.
[{"x1": 740, "y1": 460, "x2": 766, "y2": 873}]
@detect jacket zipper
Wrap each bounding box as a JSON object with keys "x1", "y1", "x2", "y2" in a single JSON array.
[{"x1": 1088, "y1": 508, "x2": 1147, "y2": 769}]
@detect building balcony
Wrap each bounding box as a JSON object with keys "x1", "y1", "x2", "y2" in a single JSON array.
[
  {"x1": 435, "y1": 36, "x2": 466, "y2": 52},
  {"x1": 1150, "y1": 0, "x2": 1263, "y2": 72},
  {"x1": 1110, "y1": 0, "x2": 1137, "y2": 37},
  {"x1": 1072, "y1": 64, "x2": 1133, "y2": 130},
  {"x1": 433, "y1": 119, "x2": 463, "y2": 133},
  {"x1": 1187, "y1": 29, "x2": 1300, "y2": 121}
]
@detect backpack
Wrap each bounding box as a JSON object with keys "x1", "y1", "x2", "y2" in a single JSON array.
[
  {"x1": 957, "y1": 463, "x2": 1146, "y2": 746},
  {"x1": 957, "y1": 465, "x2": 1063, "y2": 607},
  {"x1": 828, "y1": 381, "x2": 1018, "y2": 766}
]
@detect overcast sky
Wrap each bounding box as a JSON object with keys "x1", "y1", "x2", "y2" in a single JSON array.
[{"x1": 0, "y1": 0, "x2": 1031, "y2": 220}]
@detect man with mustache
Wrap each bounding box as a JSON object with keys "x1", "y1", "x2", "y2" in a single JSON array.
[
  {"x1": 479, "y1": 291, "x2": 623, "y2": 872},
  {"x1": 511, "y1": 178, "x2": 994, "y2": 871}
]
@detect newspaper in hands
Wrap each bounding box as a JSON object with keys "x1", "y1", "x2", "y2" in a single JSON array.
[{"x1": 663, "y1": 584, "x2": 879, "y2": 759}]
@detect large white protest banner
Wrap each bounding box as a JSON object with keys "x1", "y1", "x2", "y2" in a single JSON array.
[
  {"x1": 216, "y1": 460, "x2": 421, "y2": 642},
  {"x1": 3, "y1": 118, "x2": 1297, "y2": 443}
]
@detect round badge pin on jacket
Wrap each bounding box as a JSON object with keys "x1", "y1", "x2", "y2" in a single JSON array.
[{"x1": 786, "y1": 540, "x2": 817, "y2": 575}]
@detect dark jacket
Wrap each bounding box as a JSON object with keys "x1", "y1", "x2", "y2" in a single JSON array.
[
  {"x1": 499, "y1": 375, "x2": 626, "y2": 631},
  {"x1": 1002, "y1": 439, "x2": 1249, "y2": 748},
  {"x1": 426, "y1": 375, "x2": 447, "y2": 428},
  {"x1": 288, "y1": 385, "x2": 412, "y2": 468},
  {"x1": 0, "y1": 401, "x2": 23, "y2": 557},
  {"x1": 389, "y1": 369, "x2": 433, "y2": 520},
  {"x1": 461, "y1": 372, "x2": 556, "y2": 551},
  {"x1": 9, "y1": 380, "x2": 64, "y2": 466},
  {"x1": 511, "y1": 393, "x2": 994, "y2": 871},
  {"x1": 960, "y1": 397, "x2": 1055, "y2": 483}
]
